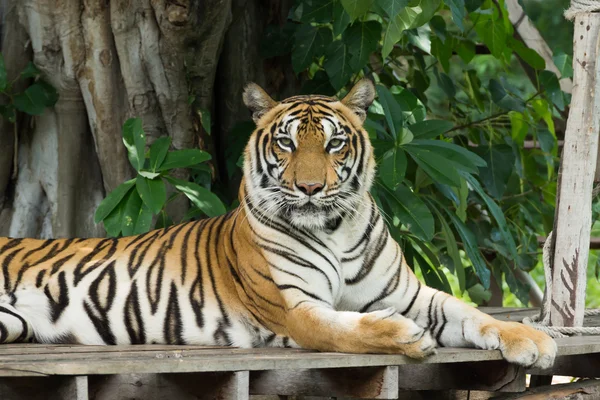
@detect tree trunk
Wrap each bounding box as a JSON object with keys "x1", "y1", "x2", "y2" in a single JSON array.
[{"x1": 0, "y1": 0, "x2": 295, "y2": 239}]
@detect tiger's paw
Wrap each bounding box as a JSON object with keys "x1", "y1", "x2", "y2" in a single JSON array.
[
  {"x1": 363, "y1": 308, "x2": 437, "y2": 359},
  {"x1": 481, "y1": 321, "x2": 557, "y2": 368}
]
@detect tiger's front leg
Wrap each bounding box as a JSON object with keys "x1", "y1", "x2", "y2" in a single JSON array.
[
  {"x1": 359, "y1": 241, "x2": 557, "y2": 368},
  {"x1": 267, "y1": 257, "x2": 436, "y2": 357}
]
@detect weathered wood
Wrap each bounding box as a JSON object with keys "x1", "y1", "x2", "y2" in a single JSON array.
[
  {"x1": 492, "y1": 378, "x2": 600, "y2": 399},
  {"x1": 528, "y1": 353, "x2": 600, "y2": 377},
  {"x1": 88, "y1": 371, "x2": 249, "y2": 400},
  {"x1": 541, "y1": 13, "x2": 600, "y2": 328},
  {"x1": 396, "y1": 361, "x2": 525, "y2": 392},
  {"x1": 505, "y1": 0, "x2": 573, "y2": 94},
  {"x1": 251, "y1": 366, "x2": 398, "y2": 399},
  {"x1": 0, "y1": 376, "x2": 88, "y2": 400},
  {"x1": 0, "y1": 336, "x2": 596, "y2": 377}
]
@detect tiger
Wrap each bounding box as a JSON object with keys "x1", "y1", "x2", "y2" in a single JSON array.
[{"x1": 0, "y1": 79, "x2": 556, "y2": 368}]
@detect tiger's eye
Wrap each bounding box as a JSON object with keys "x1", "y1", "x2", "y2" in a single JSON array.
[
  {"x1": 329, "y1": 138, "x2": 344, "y2": 148},
  {"x1": 278, "y1": 137, "x2": 293, "y2": 148}
]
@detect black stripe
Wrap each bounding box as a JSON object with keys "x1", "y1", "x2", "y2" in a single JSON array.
[
  {"x1": 0, "y1": 306, "x2": 29, "y2": 342},
  {"x1": 277, "y1": 284, "x2": 328, "y2": 304},
  {"x1": 400, "y1": 281, "x2": 421, "y2": 316}
]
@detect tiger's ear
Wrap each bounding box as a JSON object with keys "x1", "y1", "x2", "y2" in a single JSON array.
[
  {"x1": 243, "y1": 83, "x2": 278, "y2": 123},
  {"x1": 340, "y1": 78, "x2": 376, "y2": 122}
]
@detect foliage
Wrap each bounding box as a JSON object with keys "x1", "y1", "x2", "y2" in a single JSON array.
[
  {"x1": 258, "y1": 0, "x2": 568, "y2": 303},
  {"x1": 94, "y1": 0, "x2": 576, "y2": 306},
  {"x1": 94, "y1": 118, "x2": 226, "y2": 237},
  {"x1": 0, "y1": 55, "x2": 58, "y2": 123}
]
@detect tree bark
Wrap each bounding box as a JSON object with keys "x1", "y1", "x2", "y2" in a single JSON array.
[{"x1": 0, "y1": 0, "x2": 292, "y2": 239}]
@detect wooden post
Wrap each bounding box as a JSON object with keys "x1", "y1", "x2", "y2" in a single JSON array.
[{"x1": 540, "y1": 12, "x2": 600, "y2": 327}]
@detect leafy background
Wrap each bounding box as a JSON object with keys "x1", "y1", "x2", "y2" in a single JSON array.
[{"x1": 4, "y1": 0, "x2": 598, "y2": 308}]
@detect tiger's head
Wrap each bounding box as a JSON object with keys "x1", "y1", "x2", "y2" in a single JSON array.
[{"x1": 242, "y1": 79, "x2": 376, "y2": 230}]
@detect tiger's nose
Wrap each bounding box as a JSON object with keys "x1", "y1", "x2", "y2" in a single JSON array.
[{"x1": 295, "y1": 181, "x2": 324, "y2": 196}]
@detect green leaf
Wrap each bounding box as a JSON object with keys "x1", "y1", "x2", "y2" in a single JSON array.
[
  {"x1": 0, "y1": 54, "x2": 6, "y2": 91},
  {"x1": 300, "y1": 70, "x2": 337, "y2": 96},
  {"x1": 444, "y1": 0, "x2": 466, "y2": 31},
  {"x1": 103, "y1": 200, "x2": 125, "y2": 237},
  {"x1": 475, "y1": 15, "x2": 506, "y2": 59},
  {"x1": 20, "y1": 62, "x2": 41, "y2": 79},
  {"x1": 467, "y1": 283, "x2": 492, "y2": 303},
  {"x1": 473, "y1": 145, "x2": 515, "y2": 198},
  {"x1": 341, "y1": 0, "x2": 374, "y2": 20},
  {"x1": 300, "y1": 0, "x2": 334, "y2": 23},
  {"x1": 149, "y1": 136, "x2": 171, "y2": 172},
  {"x1": 157, "y1": 149, "x2": 211, "y2": 171},
  {"x1": 456, "y1": 39, "x2": 475, "y2": 63},
  {"x1": 531, "y1": 98, "x2": 556, "y2": 135},
  {"x1": 332, "y1": 1, "x2": 352, "y2": 36},
  {"x1": 13, "y1": 83, "x2": 55, "y2": 115},
  {"x1": 445, "y1": 210, "x2": 490, "y2": 288},
  {"x1": 394, "y1": 86, "x2": 426, "y2": 123},
  {"x1": 376, "y1": 85, "x2": 403, "y2": 139},
  {"x1": 489, "y1": 79, "x2": 525, "y2": 112},
  {"x1": 0, "y1": 104, "x2": 16, "y2": 123},
  {"x1": 405, "y1": 146, "x2": 462, "y2": 187},
  {"x1": 464, "y1": 173, "x2": 518, "y2": 262},
  {"x1": 292, "y1": 25, "x2": 333, "y2": 74},
  {"x1": 133, "y1": 204, "x2": 154, "y2": 235},
  {"x1": 36, "y1": 81, "x2": 59, "y2": 107},
  {"x1": 382, "y1": 6, "x2": 420, "y2": 58},
  {"x1": 508, "y1": 37, "x2": 545, "y2": 70},
  {"x1": 121, "y1": 190, "x2": 143, "y2": 237},
  {"x1": 431, "y1": 36, "x2": 451, "y2": 72},
  {"x1": 199, "y1": 108, "x2": 211, "y2": 135},
  {"x1": 343, "y1": 21, "x2": 382, "y2": 72},
  {"x1": 509, "y1": 111, "x2": 528, "y2": 146},
  {"x1": 94, "y1": 179, "x2": 136, "y2": 223},
  {"x1": 138, "y1": 171, "x2": 161, "y2": 179},
  {"x1": 122, "y1": 118, "x2": 146, "y2": 171},
  {"x1": 379, "y1": 148, "x2": 407, "y2": 189},
  {"x1": 382, "y1": 184, "x2": 435, "y2": 241},
  {"x1": 464, "y1": 0, "x2": 483, "y2": 12},
  {"x1": 376, "y1": 0, "x2": 410, "y2": 18},
  {"x1": 465, "y1": 69, "x2": 484, "y2": 111},
  {"x1": 408, "y1": 120, "x2": 453, "y2": 139},
  {"x1": 553, "y1": 52, "x2": 573, "y2": 79},
  {"x1": 436, "y1": 71, "x2": 456, "y2": 98},
  {"x1": 408, "y1": 139, "x2": 487, "y2": 173},
  {"x1": 539, "y1": 70, "x2": 565, "y2": 111},
  {"x1": 411, "y1": 238, "x2": 451, "y2": 293},
  {"x1": 136, "y1": 176, "x2": 167, "y2": 215},
  {"x1": 324, "y1": 40, "x2": 354, "y2": 91},
  {"x1": 165, "y1": 176, "x2": 226, "y2": 217},
  {"x1": 431, "y1": 204, "x2": 465, "y2": 291}
]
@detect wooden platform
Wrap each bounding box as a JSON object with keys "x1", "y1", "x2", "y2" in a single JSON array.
[{"x1": 0, "y1": 308, "x2": 598, "y2": 399}]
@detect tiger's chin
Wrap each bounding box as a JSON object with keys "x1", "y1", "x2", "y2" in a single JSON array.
[{"x1": 283, "y1": 204, "x2": 332, "y2": 231}]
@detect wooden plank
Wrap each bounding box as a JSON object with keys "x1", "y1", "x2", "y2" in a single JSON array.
[
  {"x1": 250, "y1": 366, "x2": 398, "y2": 399},
  {"x1": 528, "y1": 353, "x2": 600, "y2": 377},
  {"x1": 0, "y1": 336, "x2": 597, "y2": 377},
  {"x1": 540, "y1": 13, "x2": 600, "y2": 328},
  {"x1": 396, "y1": 361, "x2": 525, "y2": 392},
  {"x1": 492, "y1": 378, "x2": 600, "y2": 399},
  {"x1": 0, "y1": 376, "x2": 88, "y2": 400},
  {"x1": 88, "y1": 371, "x2": 249, "y2": 400}
]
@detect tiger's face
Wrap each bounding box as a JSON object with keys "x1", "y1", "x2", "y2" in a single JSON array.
[{"x1": 242, "y1": 79, "x2": 376, "y2": 230}]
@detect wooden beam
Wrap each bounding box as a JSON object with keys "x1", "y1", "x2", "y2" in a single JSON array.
[
  {"x1": 539, "y1": 13, "x2": 600, "y2": 328},
  {"x1": 87, "y1": 371, "x2": 249, "y2": 400},
  {"x1": 492, "y1": 379, "x2": 600, "y2": 399},
  {"x1": 0, "y1": 376, "x2": 88, "y2": 400},
  {"x1": 251, "y1": 366, "x2": 398, "y2": 399},
  {"x1": 505, "y1": 0, "x2": 573, "y2": 94}
]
